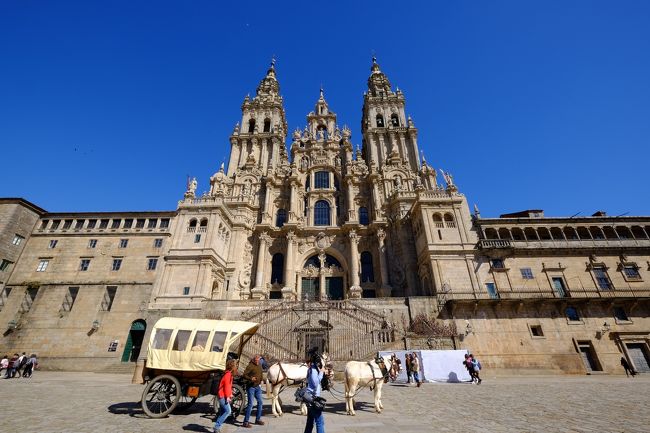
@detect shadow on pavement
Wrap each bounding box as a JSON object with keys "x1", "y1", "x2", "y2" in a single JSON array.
[
  {"x1": 182, "y1": 424, "x2": 212, "y2": 432},
  {"x1": 107, "y1": 402, "x2": 145, "y2": 418}
]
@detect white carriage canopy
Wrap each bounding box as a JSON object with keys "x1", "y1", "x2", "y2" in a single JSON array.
[{"x1": 146, "y1": 317, "x2": 259, "y2": 371}]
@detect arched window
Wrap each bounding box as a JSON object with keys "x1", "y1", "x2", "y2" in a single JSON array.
[
  {"x1": 304, "y1": 254, "x2": 341, "y2": 269},
  {"x1": 433, "y1": 213, "x2": 443, "y2": 228},
  {"x1": 263, "y1": 118, "x2": 271, "y2": 132},
  {"x1": 360, "y1": 252, "x2": 374, "y2": 282},
  {"x1": 188, "y1": 219, "x2": 197, "y2": 232},
  {"x1": 376, "y1": 114, "x2": 384, "y2": 128},
  {"x1": 276, "y1": 209, "x2": 287, "y2": 228},
  {"x1": 271, "y1": 253, "x2": 284, "y2": 284},
  {"x1": 391, "y1": 114, "x2": 399, "y2": 127},
  {"x1": 248, "y1": 119, "x2": 256, "y2": 133},
  {"x1": 314, "y1": 200, "x2": 330, "y2": 226},
  {"x1": 314, "y1": 171, "x2": 330, "y2": 189},
  {"x1": 359, "y1": 207, "x2": 369, "y2": 225},
  {"x1": 444, "y1": 213, "x2": 456, "y2": 228},
  {"x1": 200, "y1": 218, "x2": 208, "y2": 228}
]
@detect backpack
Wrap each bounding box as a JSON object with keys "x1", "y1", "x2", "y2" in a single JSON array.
[{"x1": 472, "y1": 359, "x2": 481, "y2": 371}]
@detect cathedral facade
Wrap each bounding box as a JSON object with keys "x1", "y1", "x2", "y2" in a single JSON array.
[{"x1": 1, "y1": 60, "x2": 649, "y2": 375}]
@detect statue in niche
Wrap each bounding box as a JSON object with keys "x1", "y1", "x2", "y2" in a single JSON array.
[
  {"x1": 394, "y1": 176, "x2": 402, "y2": 191},
  {"x1": 301, "y1": 156, "x2": 309, "y2": 171}
]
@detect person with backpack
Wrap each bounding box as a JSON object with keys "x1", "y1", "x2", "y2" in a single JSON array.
[
  {"x1": 303, "y1": 352, "x2": 326, "y2": 433},
  {"x1": 213, "y1": 358, "x2": 237, "y2": 433},
  {"x1": 16, "y1": 352, "x2": 27, "y2": 376},
  {"x1": 469, "y1": 353, "x2": 482, "y2": 384}
]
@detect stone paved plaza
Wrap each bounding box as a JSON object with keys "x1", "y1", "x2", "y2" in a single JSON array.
[{"x1": 1, "y1": 371, "x2": 648, "y2": 433}]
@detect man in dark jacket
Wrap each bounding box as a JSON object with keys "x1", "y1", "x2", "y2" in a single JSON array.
[{"x1": 241, "y1": 355, "x2": 265, "y2": 428}]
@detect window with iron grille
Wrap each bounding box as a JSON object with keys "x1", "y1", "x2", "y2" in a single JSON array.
[
  {"x1": 111, "y1": 258, "x2": 122, "y2": 271},
  {"x1": 623, "y1": 265, "x2": 641, "y2": 280},
  {"x1": 520, "y1": 268, "x2": 534, "y2": 279},
  {"x1": 359, "y1": 207, "x2": 369, "y2": 225},
  {"x1": 593, "y1": 267, "x2": 613, "y2": 290},
  {"x1": 565, "y1": 306, "x2": 580, "y2": 321},
  {"x1": 314, "y1": 171, "x2": 330, "y2": 189},
  {"x1": 36, "y1": 259, "x2": 49, "y2": 272},
  {"x1": 613, "y1": 306, "x2": 629, "y2": 322},
  {"x1": 314, "y1": 200, "x2": 330, "y2": 226},
  {"x1": 60, "y1": 287, "x2": 79, "y2": 312}
]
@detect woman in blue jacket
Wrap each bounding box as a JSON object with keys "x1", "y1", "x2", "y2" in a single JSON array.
[{"x1": 304, "y1": 354, "x2": 325, "y2": 433}]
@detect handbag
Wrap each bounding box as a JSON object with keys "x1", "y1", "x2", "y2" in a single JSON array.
[{"x1": 294, "y1": 386, "x2": 315, "y2": 404}]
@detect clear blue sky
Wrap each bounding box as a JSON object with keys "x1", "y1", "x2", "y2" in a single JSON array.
[{"x1": 1, "y1": 1, "x2": 649, "y2": 217}]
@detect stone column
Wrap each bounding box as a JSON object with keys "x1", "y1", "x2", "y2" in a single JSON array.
[
  {"x1": 251, "y1": 232, "x2": 271, "y2": 299},
  {"x1": 282, "y1": 231, "x2": 297, "y2": 300},
  {"x1": 289, "y1": 182, "x2": 297, "y2": 222},
  {"x1": 263, "y1": 181, "x2": 273, "y2": 224},
  {"x1": 346, "y1": 179, "x2": 355, "y2": 222},
  {"x1": 376, "y1": 228, "x2": 392, "y2": 297},
  {"x1": 318, "y1": 253, "x2": 327, "y2": 301},
  {"x1": 348, "y1": 230, "x2": 362, "y2": 298}
]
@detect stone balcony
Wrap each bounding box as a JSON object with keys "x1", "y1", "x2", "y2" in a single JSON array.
[
  {"x1": 438, "y1": 287, "x2": 650, "y2": 304},
  {"x1": 478, "y1": 237, "x2": 650, "y2": 251}
]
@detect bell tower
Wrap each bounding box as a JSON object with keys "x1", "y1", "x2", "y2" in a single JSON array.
[
  {"x1": 361, "y1": 57, "x2": 420, "y2": 173},
  {"x1": 226, "y1": 60, "x2": 289, "y2": 176}
]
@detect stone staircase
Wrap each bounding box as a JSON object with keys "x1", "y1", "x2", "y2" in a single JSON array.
[
  {"x1": 239, "y1": 300, "x2": 397, "y2": 363},
  {"x1": 102, "y1": 362, "x2": 136, "y2": 375}
]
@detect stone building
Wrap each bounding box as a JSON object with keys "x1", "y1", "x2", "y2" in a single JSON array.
[{"x1": 1, "y1": 60, "x2": 649, "y2": 374}]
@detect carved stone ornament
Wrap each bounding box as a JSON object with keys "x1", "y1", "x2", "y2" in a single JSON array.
[{"x1": 315, "y1": 232, "x2": 333, "y2": 250}]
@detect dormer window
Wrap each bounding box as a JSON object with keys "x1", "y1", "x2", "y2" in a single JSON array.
[{"x1": 376, "y1": 114, "x2": 384, "y2": 128}]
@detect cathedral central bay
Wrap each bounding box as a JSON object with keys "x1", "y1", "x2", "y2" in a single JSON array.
[{"x1": 161, "y1": 59, "x2": 456, "y2": 306}]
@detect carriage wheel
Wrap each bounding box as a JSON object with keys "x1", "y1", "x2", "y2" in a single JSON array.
[
  {"x1": 213, "y1": 384, "x2": 247, "y2": 422},
  {"x1": 141, "y1": 374, "x2": 181, "y2": 418},
  {"x1": 230, "y1": 384, "x2": 247, "y2": 421}
]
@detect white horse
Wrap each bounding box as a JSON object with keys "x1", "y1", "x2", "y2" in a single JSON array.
[
  {"x1": 344, "y1": 354, "x2": 394, "y2": 415},
  {"x1": 265, "y1": 354, "x2": 331, "y2": 417}
]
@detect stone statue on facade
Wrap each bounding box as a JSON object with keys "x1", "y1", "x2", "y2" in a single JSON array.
[{"x1": 184, "y1": 177, "x2": 198, "y2": 198}]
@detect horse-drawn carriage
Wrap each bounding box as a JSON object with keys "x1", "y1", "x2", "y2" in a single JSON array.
[{"x1": 134, "y1": 317, "x2": 259, "y2": 418}]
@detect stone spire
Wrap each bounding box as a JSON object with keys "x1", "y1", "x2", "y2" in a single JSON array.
[
  {"x1": 367, "y1": 56, "x2": 392, "y2": 96},
  {"x1": 255, "y1": 58, "x2": 280, "y2": 98}
]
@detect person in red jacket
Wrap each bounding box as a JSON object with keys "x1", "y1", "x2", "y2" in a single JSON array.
[{"x1": 213, "y1": 358, "x2": 237, "y2": 433}]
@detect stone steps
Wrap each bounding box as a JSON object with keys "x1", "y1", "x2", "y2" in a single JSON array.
[{"x1": 102, "y1": 362, "x2": 135, "y2": 375}]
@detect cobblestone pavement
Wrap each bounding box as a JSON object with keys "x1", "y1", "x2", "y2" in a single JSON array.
[{"x1": 1, "y1": 372, "x2": 648, "y2": 433}]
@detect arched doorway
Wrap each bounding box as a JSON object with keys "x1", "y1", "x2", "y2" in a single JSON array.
[
  {"x1": 300, "y1": 253, "x2": 346, "y2": 301},
  {"x1": 121, "y1": 319, "x2": 146, "y2": 362}
]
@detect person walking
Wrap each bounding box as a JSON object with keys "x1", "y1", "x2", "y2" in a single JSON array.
[
  {"x1": 410, "y1": 352, "x2": 422, "y2": 387},
  {"x1": 303, "y1": 352, "x2": 326, "y2": 433},
  {"x1": 15, "y1": 352, "x2": 26, "y2": 377},
  {"x1": 470, "y1": 353, "x2": 482, "y2": 384},
  {"x1": 22, "y1": 354, "x2": 38, "y2": 378},
  {"x1": 4, "y1": 353, "x2": 19, "y2": 378},
  {"x1": 213, "y1": 358, "x2": 237, "y2": 433},
  {"x1": 405, "y1": 353, "x2": 413, "y2": 383},
  {"x1": 241, "y1": 354, "x2": 265, "y2": 428},
  {"x1": 0, "y1": 355, "x2": 8, "y2": 376},
  {"x1": 620, "y1": 357, "x2": 636, "y2": 377},
  {"x1": 463, "y1": 353, "x2": 476, "y2": 384}
]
